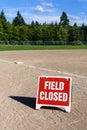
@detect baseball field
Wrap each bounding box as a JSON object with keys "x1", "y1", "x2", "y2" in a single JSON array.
[{"x1": 0, "y1": 49, "x2": 87, "y2": 130}]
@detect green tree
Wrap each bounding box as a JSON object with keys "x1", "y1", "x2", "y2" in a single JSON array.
[
  {"x1": 80, "y1": 23, "x2": 85, "y2": 42},
  {"x1": 59, "y1": 11, "x2": 69, "y2": 26},
  {"x1": 32, "y1": 25, "x2": 42, "y2": 42},
  {"x1": 0, "y1": 21, "x2": 3, "y2": 32},
  {"x1": 83, "y1": 25, "x2": 87, "y2": 44},
  {"x1": 9, "y1": 26, "x2": 20, "y2": 42},
  {"x1": 0, "y1": 10, "x2": 9, "y2": 42},
  {"x1": 57, "y1": 26, "x2": 68, "y2": 43},
  {"x1": 80, "y1": 24, "x2": 87, "y2": 44},
  {"x1": 0, "y1": 10, "x2": 8, "y2": 31},
  {"x1": 12, "y1": 11, "x2": 26, "y2": 26},
  {"x1": 42, "y1": 25, "x2": 51, "y2": 42},
  {"x1": 0, "y1": 10, "x2": 87, "y2": 45},
  {"x1": 18, "y1": 25, "x2": 28, "y2": 40},
  {"x1": 0, "y1": 10, "x2": 7, "y2": 22},
  {"x1": 68, "y1": 25, "x2": 80, "y2": 44}
]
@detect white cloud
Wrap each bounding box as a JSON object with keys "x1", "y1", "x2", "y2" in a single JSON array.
[
  {"x1": 69, "y1": 14, "x2": 87, "y2": 25},
  {"x1": 35, "y1": 5, "x2": 45, "y2": 12},
  {"x1": 25, "y1": 14, "x2": 60, "y2": 24},
  {"x1": 34, "y1": 5, "x2": 54, "y2": 13},
  {"x1": 69, "y1": 15, "x2": 80, "y2": 21},
  {"x1": 34, "y1": 1, "x2": 54, "y2": 13}
]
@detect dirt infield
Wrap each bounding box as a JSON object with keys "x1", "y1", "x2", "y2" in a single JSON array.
[{"x1": 0, "y1": 50, "x2": 87, "y2": 130}]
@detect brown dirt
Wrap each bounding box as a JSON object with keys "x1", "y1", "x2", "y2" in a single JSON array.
[{"x1": 0, "y1": 50, "x2": 87, "y2": 130}]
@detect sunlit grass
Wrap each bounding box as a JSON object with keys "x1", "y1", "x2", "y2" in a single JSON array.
[{"x1": 0, "y1": 45, "x2": 87, "y2": 51}]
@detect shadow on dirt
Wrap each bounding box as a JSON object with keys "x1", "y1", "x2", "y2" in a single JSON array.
[
  {"x1": 9, "y1": 96, "x2": 36, "y2": 109},
  {"x1": 9, "y1": 96, "x2": 65, "y2": 112}
]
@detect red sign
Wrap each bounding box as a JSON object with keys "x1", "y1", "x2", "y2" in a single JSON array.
[{"x1": 36, "y1": 76, "x2": 72, "y2": 112}]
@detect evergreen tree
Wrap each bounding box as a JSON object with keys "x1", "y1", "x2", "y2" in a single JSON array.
[
  {"x1": 68, "y1": 25, "x2": 80, "y2": 44},
  {"x1": 0, "y1": 10, "x2": 7, "y2": 22},
  {"x1": 12, "y1": 11, "x2": 25, "y2": 26},
  {"x1": 0, "y1": 10, "x2": 86, "y2": 45},
  {"x1": 59, "y1": 11, "x2": 69, "y2": 26}
]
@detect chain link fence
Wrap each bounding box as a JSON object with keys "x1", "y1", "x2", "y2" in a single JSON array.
[{"x1": 0, "y1": 40, "x2": 86, "y2": 45}]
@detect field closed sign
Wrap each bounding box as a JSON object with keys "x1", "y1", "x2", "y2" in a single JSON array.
[{"x1": 36, "y1": 76, "x2": 72, "y2": 112}]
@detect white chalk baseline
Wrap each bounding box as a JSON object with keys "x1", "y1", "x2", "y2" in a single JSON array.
[{"x1": 0, "y1": 59, "x2": 87, "y2": 79}]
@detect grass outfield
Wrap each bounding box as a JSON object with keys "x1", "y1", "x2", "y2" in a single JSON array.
[{"x1": 0, "y1": 45, "x2": 87, "y2": 51}]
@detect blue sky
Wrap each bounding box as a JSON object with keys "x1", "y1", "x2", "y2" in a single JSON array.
[{"x1": 0, "y1": 0, "x2": 87, "y2": 25}]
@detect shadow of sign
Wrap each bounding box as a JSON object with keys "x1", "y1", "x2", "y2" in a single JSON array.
[
  {"x1": 41, "y1": 106, "x2": 65, "y2": 112},
  {"x1": 9, "y1": 96, "x2": 65, "y2": 112},
  {"x1": 9, "y1": 96, "x2": 36, "y2": 109}
]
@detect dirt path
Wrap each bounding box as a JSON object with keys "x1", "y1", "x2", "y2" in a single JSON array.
[{"x1": 0, "y1": 50, "x2": 87, "y2": 130}]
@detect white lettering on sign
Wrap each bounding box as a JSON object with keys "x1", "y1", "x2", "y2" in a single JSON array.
[
  {"x1": 44, "y1": 81, "x2": 64, "y2": 90},
  {"x1": 36, "y1": 76, "x2": 72, "y2": 112},
  {"x1": 40, "y1": 91, "x2": 68, "y2": 102}
]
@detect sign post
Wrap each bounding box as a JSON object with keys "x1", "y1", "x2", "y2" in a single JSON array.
[{"x1": 36, "y1": 76, "x2": 72, "y2": 112}]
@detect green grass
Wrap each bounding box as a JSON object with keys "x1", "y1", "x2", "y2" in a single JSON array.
[{"x1": 0, "y1": 45, "x2": 87, "y2": 51}]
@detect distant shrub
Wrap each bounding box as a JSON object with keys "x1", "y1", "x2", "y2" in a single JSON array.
[{"x1": 70, "y1": 40, "x2": 83, "y2": 45}]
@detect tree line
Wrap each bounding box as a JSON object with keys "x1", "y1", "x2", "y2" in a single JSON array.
[{"x1": 0, "y1": 10, "x2": 87, "y2": 45}]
